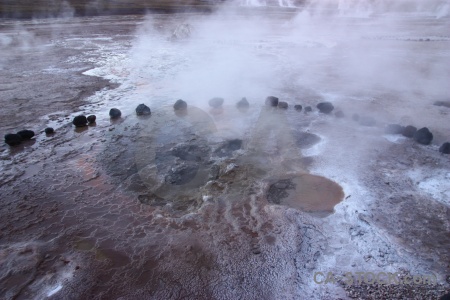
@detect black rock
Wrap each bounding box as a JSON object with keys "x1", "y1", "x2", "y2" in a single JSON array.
[
  {"x1": 265, "y1": 96, "x2": 279, "y2": 107},
  {"x1": 385, "y1": 124, "x2": 405, "y2": 134},
  {"x1": 4, "y1": 133, "x2": 22, "y2": 146},
  {"x1": 109, "y1": 108, "x2": 121, "y2": 119},
  {"x1": 294, "y1": 105, "x2": 302, "y2": 112},
  {"x1": 72, "y1": 115, "x2": 88, "y2": 127},
  {"x1": 45, "y1": 127, "x2": 55, "y2": 134},
  {"x1": 439, "y1": 142, "x2": 450, "y2": 154},
  {"x1": 413, "y1": 127, "x2": 433, "y2": 145},
  {"x1": 335, "y1": 111, "x2": 345, "y2": 118},
  {"x1": 17, "y1": 130, "x2": 35, "y2": 140},
  {"x1": 278, "y1": 101, "x2": 288, "y2": 109},
  {"x1": 352, "y1": 113, "x2": 360, "y2": 121},
  {"x1": 87, "y1": 115, "x2": 96, "y2": 123},
  {"x1": 237, "y1": 97, "x2": 249, "y2": 109},
  {"x1": 317, "y1": 102, "x2": 334, "y2": 114},
  {"x1": 214, "y1": 139, "x2": 243, "y2": 158},
  {"x1": 359, "y1": 116, "x2": 376, "y2": 127},
  {"x1": 209, "y1": 97, "x2": 224, "y2": 108},
  {"x1": 173, "y1": 99, "x2": 187, "y2": 111},
  {"x1": 135, "y1": 104, "x2": 151, "y2": 116},
  {"x1": 304, "y1": 106, "x2": 312, "y2": 113},
  {"x1": 402, "y1": 125, "x2": 417, "y2": 138}
]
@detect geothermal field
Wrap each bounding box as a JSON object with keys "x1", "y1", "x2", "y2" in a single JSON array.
[{"x1": 0, "y1": 0, "x2": 450, "y2": 299}]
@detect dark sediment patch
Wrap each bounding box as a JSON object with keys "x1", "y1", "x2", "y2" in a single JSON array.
[
  {"x1": 295, "y1": 132, "x2": 321, "y2": 149},
  {"x1": 267, "y1": 174, "x2": 344, "y2": 217}
]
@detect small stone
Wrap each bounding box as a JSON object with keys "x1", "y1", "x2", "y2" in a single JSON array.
[
  {"x1": 45, "y1": 127, "x2": 54, "y2": 134},
  {"x1": 385, "y1": 124, "x2": 405, "y2": 134},
  {"x1": 87, "y1": 115, "x2": 96, "y2": 123},
  {"x1": 402, "y1": 125, "x2": 417, "y2": 138},
  {"x1": 439, "y1": 142, "x2": 450, "y2": 154},
  {"x1": 317, "y1": 102, "x2": 334, "y2": 114},
  {"x1": 209, "y1": 97, "x2": 224, "y2": 108},
  {"x1": 335, "y1": 111, "x2": 345, "y2": 118},
  {"x1": 4, "y1": 133, "x2": 22, "y2": 146},
  {"x1": 72, "y1": 115, "x2": 88, "y2": 127},
  {"x1": 17, "y1": 130, "x2": 35, "y2": 140},
  {"x1": 304, "y1": 106, "x2": 312, "y2": 113},
  {"x1": 135, "y1": 104, "x2": 151, "y2": 116},
  {"x1": 278, "y1": 101, "x2": 288, "y2": 109},
  {"x1": 109, "y1": 108, "x2": 121, "y2": 119},
  {"x1": 237, "y1": 97, "x2": 249, "y2": 109},
  {"x1": 265, "y1": 96, "x2": 279, "y2": 107},
  {"x1": 413, "y1": 127, "x2": 433, "y2": 145},
  {"x1": 294, "y1": 104, "x2": 302, "y2": 112},
  {"x1": 173, "y1": 99, "x2": 187, "y2": 111}
]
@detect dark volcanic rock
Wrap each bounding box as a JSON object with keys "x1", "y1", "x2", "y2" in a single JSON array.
[
  {"x1": 402, "y1": 125, "x2": 417, "y2": 138},
  {"x1": 209, "y1": 97, "x2": 224, "y2": 108},
  {"x1": 439, "y1": 142, "x2": 450, "y2": 154},
  {"x1": 304, "y1": 106, "x2": 312, "y2": 113},
  {"x1": 165, "y1": 163, "x2": 199, "y2": 185},
  {"x1": 385, "y1": 124, "x2": 405, "y2": 134},
  {"x1": 173, "y1": 99, "x2": 187, "y2": 111},
  {"x1": 278, "y1": 101, "x2": 288, "y2": 109},
  {"x1": 267, "y1": 179, "x2": 296, "y2": 204},
  {"x1": 265, "y1": 96, "x2": 279, "y2": 107},
  {"x1": 413, "y1": 127, "x2": 433, "y2": 145},
  {"x1": 135, "y1": 104, "x2": 151, "y2": 116},
  {"x1": 44, "y1": 127, "x2": 54, "y2": 134},
  {"x1": 109, "y1": 108, "x2": 122, "y2": 119},
  {"x1": 214, "y1": 139, "x2": 243, "y2": 157},
  {"x1": 433, "y1": 101, "x2": 450, "y2": 108},
  {"x1": 352, "y1": 113, "x2": 359, "y2": 121},
  {"x1": 4, "y1": 133, "x2": 22, "y2": 146},
  {"x1": 171, "y1": 143, "x2": 210, "y2": 162},
  {"x1": 317, "y1": 102, "x2": 334, "y2": 114},
  {"x1": 87, "y1": 115, "x2": 96, "y2": 123},
  {"x1": 72, "y1": 115, "x2": 88, "y2": 127},
  {"x1": 335, "y1": 111, "x2": 345, "y2": 118},
  {"x1": 17, "y1": 129, "x2": 35, "y2": 140},
  {"x1": 359, "y1": 116, "x2": 376, "y2": 127},
  {"x1": 294, "y1": 105, "x2": 302, "y2": 112},
  {"x1": 236, "y1": 97, "x2": 249, "y2": 109}
]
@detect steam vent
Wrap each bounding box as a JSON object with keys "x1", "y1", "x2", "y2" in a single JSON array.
[{"x1": 0, "y1": 1, "x2": 449, "y2": 299}]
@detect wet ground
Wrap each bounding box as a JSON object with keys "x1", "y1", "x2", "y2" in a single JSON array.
[{"x1": 1, "y1": 11, "x2": 450, "y2": 300}]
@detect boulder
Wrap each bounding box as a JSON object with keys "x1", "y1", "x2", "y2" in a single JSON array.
[
  {"x1": 304, "y1": 106, "x2": 312, "y2": 113},
  {"x1": 294, "y1": 105, "x2": 302, "y2": 112},
  {"x1": 87, "y1": 115, "x2": 96, "y2": 123},
  {"x1": 335, "y1": 111, "x2": 345, "y2": 118},
  {"x1": 45, "y1": 127, "x2": 55, "y2": 134},
  {"x1": 236, "y1": 97, "x2": 249, "y2": 109},
  {"x1": 385, "y1": 124, "x2": 405, "y2": 134},
  {"x1": 278, "y1": 101, "x2": 288, "y2": 109},
  {"x1": 317, "y1": 102, "x2": 334, "y2": 114},
  {"x1": 109, "y1": 108, "x2": 121, "y2": 119},
  {"x1": 173, "y1": 99, "x2": 187, "y2": 111},
  {"x1": 17, "y1": 130, "x2": 35, "y2": 140},
  {"x1": 72, "y1": 115, "x2": 88, "y2": 127},
  {"x1": 136, "y1": 104, "x2": 151, "y2": 116},
  {"x1": 265, "y1": 96, "x2": 279, "y2": 107},
  {"x1": 439, "y1": 142, "x2": 450, "y2": 154},
  {"x1": 359, "y1": 116, "x2": 376, "y2": 127},
  {"x1": 4, "y1": 133, "x2": 22, "y2": 146},
  {"x1": 413, "y1": 127, "x2": 433, "y2": 145},
  {"x1": 208, "y1": 97, "x2": 224, "y2": 108},
  {"x1": 402, "y1": 125, "x2": 417, "y2": 138}
]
